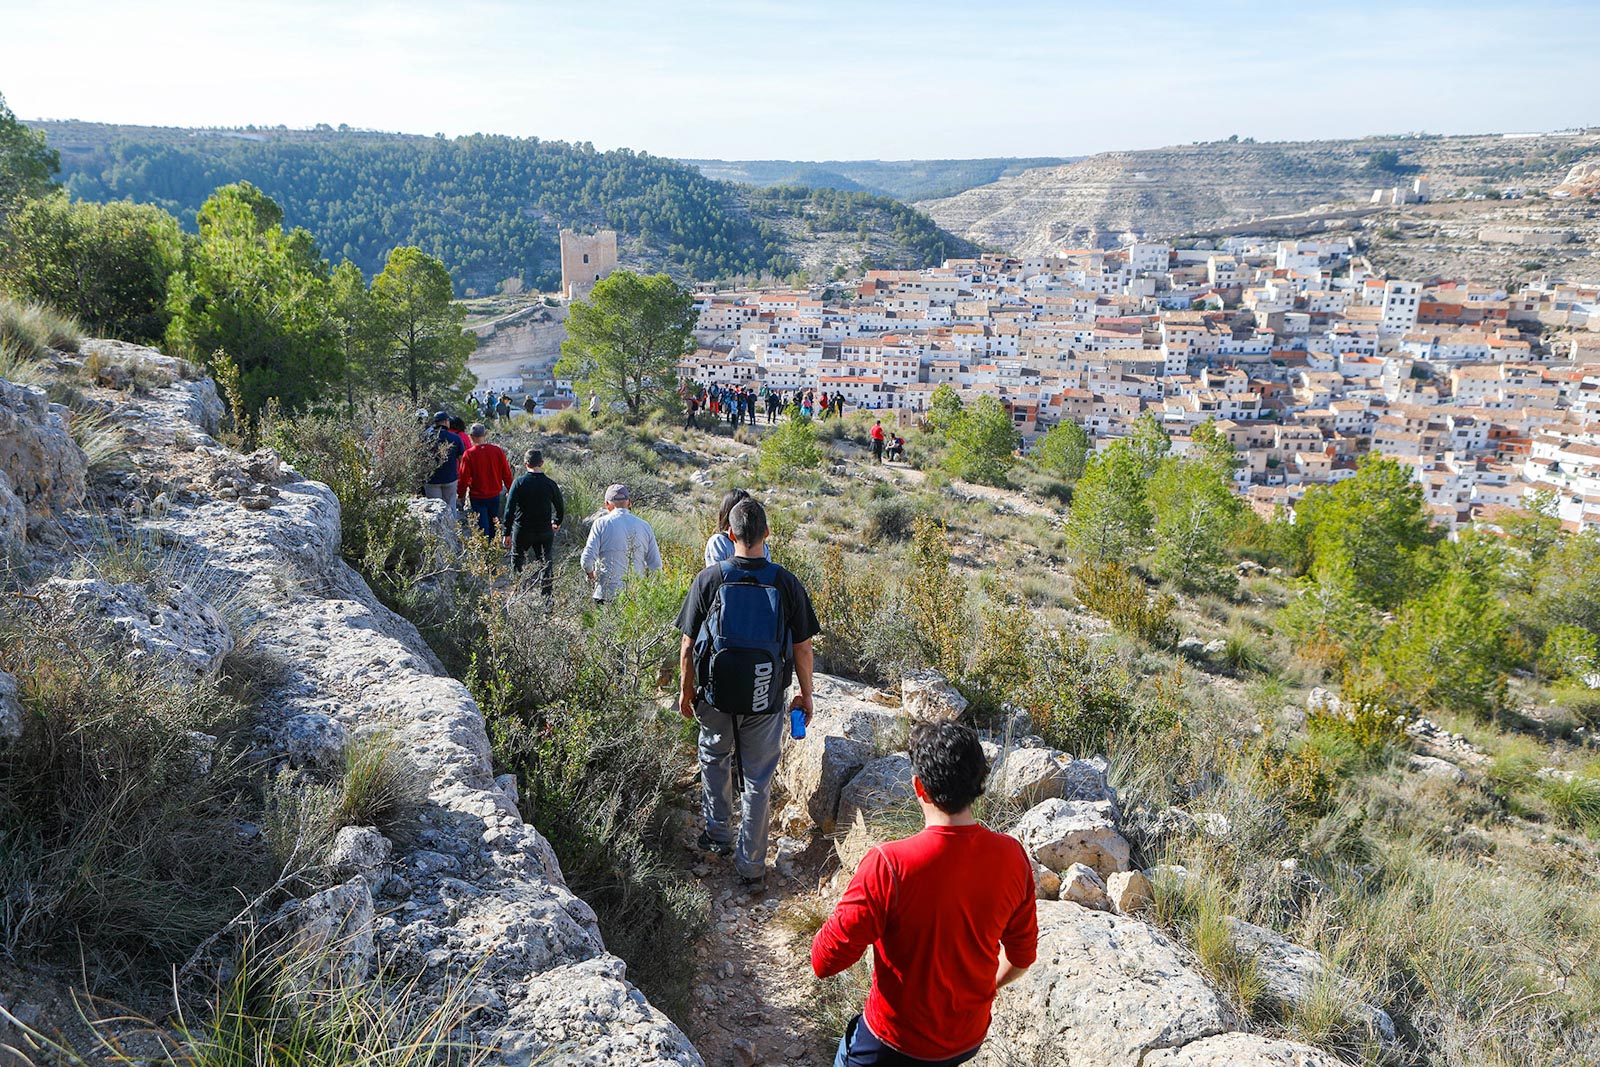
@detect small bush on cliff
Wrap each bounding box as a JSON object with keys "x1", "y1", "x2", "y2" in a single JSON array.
[{"x1": 0, "y1": 294, "x2": 80, "y2": 360}]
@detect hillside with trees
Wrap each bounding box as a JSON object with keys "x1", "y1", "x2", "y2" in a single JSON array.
[{"x1": 32, "y1": 120, "x2": 976, "y2": 294}]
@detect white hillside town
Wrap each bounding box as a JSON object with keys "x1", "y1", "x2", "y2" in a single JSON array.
[{"x1": 682, "y1": 238, "x2": 1600, "y2": 531}]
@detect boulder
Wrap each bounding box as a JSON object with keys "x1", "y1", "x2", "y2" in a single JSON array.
[
  {"x1": 901, "y1": 670, "x2": 968, "y2": 722},
  {"x1": 39, "y1": 577, "x2": 234, "y2": 681},
  {"x1": 283, "y1": 712, "x2": 349, "y2": 770},
  {"x1": 274, "y1": 877, "x2": 377, "y2": 990},
  {"x1": 984, "y1": 902, "x2": 1228, "y2": 1066},
  {"x1": 1408, "y1": 753, "x2": 1467, "y2": 783},
  {"x1": 0, "y1": 378, "x2": 86, "y2": 521},
  {"x1": 779, "y1": 729, "x2": 873, "y2": 833},
  {"x1": 327, "y1": 826, "x2": 394, "y2": 885},
  {"x1": 992, "y1": 746, "x2": 1117, "y2": 808},
  {"x1": 837, "y1": 753, "x2": 916, "y2": 831},
  {"x1": 1144, "y1": 1033, "x2": 1349, "y2": 1066},
  {"x1": 1032, "y1": 862, "x2": 1061, "y2": 900},
  {"x1": 1107, "y1": 869, "x2": 1154, "y2": 914},
  {"x1": 1228, "y1": 918, "x2": 1395, "y2": 1046},
  {"x1": 0, "y1": 670, "x2": 21, "y2": 745},
  {"x1": 1013, "y1": 799, "x2": 1132, "y2": 877},
  {"x1": 1059, "y1": 862, "x2": 1109, "y2": 910}
]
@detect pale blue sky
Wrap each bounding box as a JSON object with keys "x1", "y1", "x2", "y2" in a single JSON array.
[{"x1": 3, "y1": 0, "x2": 1596, "y2": 159}]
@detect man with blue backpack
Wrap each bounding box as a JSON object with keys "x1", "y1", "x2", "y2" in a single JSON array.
[{"x1": 677, "y1": 497, "x2": 820, "y2": 889}]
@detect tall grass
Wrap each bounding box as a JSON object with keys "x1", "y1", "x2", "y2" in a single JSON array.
[{"x1": 0, "y1": 295, "x2": 81, "y2": 360}]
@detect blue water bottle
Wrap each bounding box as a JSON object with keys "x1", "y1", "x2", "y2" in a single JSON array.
[{"x1": 789, "y1": 707, "x2": 807, "y2": 740}]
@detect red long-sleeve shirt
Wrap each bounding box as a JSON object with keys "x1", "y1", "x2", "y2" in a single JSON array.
[
  {"x1": 457, "y1": 441, "x2": 513, "y2": 502},
  {"x1": 811, "y1": 825, "x2": 1037, "y2": 1060}
]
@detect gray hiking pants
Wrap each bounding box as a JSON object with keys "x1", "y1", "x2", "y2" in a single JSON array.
[{"x1": 695, "y1": 701, "x2": 787, "y2": 879}]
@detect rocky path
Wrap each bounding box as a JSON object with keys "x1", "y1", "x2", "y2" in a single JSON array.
[{"x1": 678, "y1": 822, "x2": 838, "y2": 1067}]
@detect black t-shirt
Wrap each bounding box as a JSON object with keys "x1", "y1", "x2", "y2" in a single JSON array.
[
  {"x1": 503, "y1": 471, "x2": 565, "y2": 537},
  {"x1": 675, "y1": 556, "x2": 822, "y2": 646}
]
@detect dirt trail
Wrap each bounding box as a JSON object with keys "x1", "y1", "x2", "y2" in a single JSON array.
[{"x1": 679, "y1": 820, "x2": 840, "y2": 1067}]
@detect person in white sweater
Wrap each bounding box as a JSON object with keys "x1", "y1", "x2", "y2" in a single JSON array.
[{"x1": 580, "y1": 484, "x2": 662, "y2": 602}]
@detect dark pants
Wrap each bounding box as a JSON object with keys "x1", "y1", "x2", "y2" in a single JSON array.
[
  {"x1": 872, "y1": 439, "x2": 884, "y2": 463},
  {"x1": 834, "y1": 1015, "x2": 979, "y2": 1067},
  {"x1": 468, "y1": 494, "x2": 501, "y2": 538},
  {"x1": 513, "y1": 536, "x2": 555, "y2": 595}
]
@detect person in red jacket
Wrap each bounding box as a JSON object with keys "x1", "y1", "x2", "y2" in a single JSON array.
[
  {"x1": 869, "y1": 419, "x2": 886, "y2": 464},
  {"x1": 812, "y1": 722, "x2": 1037, "y2": 1066},
  {"x1": 456, "y1": 422, "x2": 514, "y2": 538}
]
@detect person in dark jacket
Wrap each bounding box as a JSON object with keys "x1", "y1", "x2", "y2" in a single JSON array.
[
  {"x1": 422, "y1": 411, "x2": 465, "y2": 511},
  {"x1": 501, "y1": 448, "x2": 565, "y2": 594}
]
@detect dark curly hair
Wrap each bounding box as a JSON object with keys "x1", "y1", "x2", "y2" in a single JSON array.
[{"x1": 909, "y1": 721, "x2": 987, "y2": 814}]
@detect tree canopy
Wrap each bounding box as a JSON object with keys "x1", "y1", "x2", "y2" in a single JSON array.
[
  {"x1": 0, "y1": 92, "x2": 57, "y2": 214},
  {"x1": 1066, "y1": 441, "x2": 1152, "y2": 561},
  {"x1": 556, "y1": 270, "x2": 697, "y2": 415},
  {"x1": 1294, "y1": 455, "x2": 1437, "y2": 610},
  {"x1": 369, "y1": 246, "x2": 476, "y2": 405}
]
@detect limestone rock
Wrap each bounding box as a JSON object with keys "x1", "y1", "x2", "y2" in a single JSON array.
[
  {"x1": 0, "y1": 469, "x2": 25, "y2": 557},
  {"x1": 1032, "y1": 861, "x2": 1061, "y2": 900},
  {"x1": 837, "y1": 753, "x2": 915, "y2": 830},
  {"x1": 0, "y1": 378, "x2": 86, "y2": 521},
  {"x1": 1059, "y1": 862, "x2": 1110, "y2": 910},
  {"x1": 275, "y1": 876, "x2": 377, "y2": 989},
  {"x1": 0, "y1": 670, "x2": 21, "y2": 745},
  {"x1": 1107, "y1": 869, "x2": 1154, "y2": 914},
  {"x1": 40, "y1": 577, "x2": 233, "y2": 681},
  {"x1": 1228, "y1": 918, "x2": 1395, "y2": 1046},
  {"x1": 992, "y1": 746, "x2": 1117, "y2": 807},
  {"x1": 1144, "y1": 1033, "x2": 1349, "y2": 1066},
  {"x1": 901, "y1": 670, "x2": 968, "y2": 722},
  {"x1": 1013, "y1": 798, "x2": 1132, "y2": 877},
  {"x1": 283, "y1": 712, "x2": 349, "y2": 770},
  {"x1": 984, "y1": 902, "x2": 1228, "y2": 1066},
  {"x1": 327, "y1": 825, "x2": 393, "y2": 884},
  {"x1": 1408, "y1": 753, "x2": 1467, "y2": 783},
  {"x1": 778, "y1": 728, "x2": 873, "y2": 833}
]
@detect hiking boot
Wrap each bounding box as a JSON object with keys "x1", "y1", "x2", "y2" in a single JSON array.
[
  {"x1": 738, "y1": 872, "x2": 767, "y2": 893},
  {"x1": 696, "y1": 831, "x2": 732, "y2": 857}
]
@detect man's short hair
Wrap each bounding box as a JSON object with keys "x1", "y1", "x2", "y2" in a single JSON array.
[
  {"x1": 909, "y1": 722, "x2": 987, "y2": 814},
  {"x1": 525, "y1": 448, "x2": 543, "y2": 468},
  {"x1": 728, "y1": 498, "x2": 769, "y2": 545}
]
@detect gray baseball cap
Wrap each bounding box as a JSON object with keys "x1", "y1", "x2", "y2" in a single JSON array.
[{"x1": 604, "y1": 483, "x2": 631, "y2": 504}]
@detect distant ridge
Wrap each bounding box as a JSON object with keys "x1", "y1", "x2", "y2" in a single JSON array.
[{"x1": 681, "y1": 157, "x2": 1077, "y2": 203}]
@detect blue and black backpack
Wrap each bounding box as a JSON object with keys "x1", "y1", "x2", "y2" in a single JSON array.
[{"x1": 694, "y1": 561, "x2": 793, "y2": 718}]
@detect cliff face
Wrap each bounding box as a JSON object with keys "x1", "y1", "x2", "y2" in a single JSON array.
[
  {"x1": 919, "y1": 132, "x2": 1599, "y2": 252},
  {"x1": 0, "y1": 342, "x2": 699, "y2": 1066}
]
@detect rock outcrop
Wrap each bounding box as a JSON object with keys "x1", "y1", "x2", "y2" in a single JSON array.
[
  {"x1": 0, "y1": 347, "x2": 698, "y2": 1065},
  {"x1": 0, "y1": 377, "x2": 85, "y2": 551}
]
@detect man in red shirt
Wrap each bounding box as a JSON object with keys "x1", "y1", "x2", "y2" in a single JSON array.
[
  {"x1": 870, "y1": 419, "x2": 886, "y2": 464},
  {"x1": 456, "y1": 422, "x2": 514, "y2": 539},
  {"x1": 812, "y1": 722, "x2": 1037, "y2": 1065}
]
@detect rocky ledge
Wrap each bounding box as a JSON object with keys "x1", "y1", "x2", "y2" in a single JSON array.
[{"x1": 0, "y1": 343, "x2": 698, "y2": 1066}]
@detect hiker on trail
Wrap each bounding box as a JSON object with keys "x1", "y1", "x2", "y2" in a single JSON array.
[
  {"x1": 766, "y1": 390, "x2": 781, "y2": 424},
  {"x1": 886, "y1": 434, "x2": 906, "y2": 463},
  {"x1": 422, "y1": 411, "x2": 465, "y2": 511},
  {"x1": 523, "y1": 394, "x2": 536, "y2": 415},
  {"x1": 685, "y1": 394, "x2": 700, "y2": 430},
  {"x1": 677, "y1": 498, "x2": 819, "y2": 889},
  {"x1": 870, "y1": 419, "x2": 886, "y2": 464},
  {"x1": 833, "y1": 390, "x2": 845, "y2": 415},
  {"x1": 704, "y1": 489, "x2": 772, "y2": 567},
  {"x1": 501, "y1": 448, "x2": 564, "y2": 596},
  {"x1": 457, "y1": 422, "x2": 514, "y2": 538},
  {"x1": 589, "y1": 391, "x2": 600, "y2": 418},
  {"x1": 497, "y1": 394, "x2": 513, "y2": 422},
  {"x1": 813, "y1": 721, "x2": 1037, "y2": 1066},
  {"x1": 448, "y1": 415, "x2": 471, "y2": 453},
  {"x1": 579, "y1": 484, "x2": 661, "y2": 603}
]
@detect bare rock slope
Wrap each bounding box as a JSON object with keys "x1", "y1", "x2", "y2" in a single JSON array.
[{"x1": 920, "y1": 132, "x2": 1598, "y2": 253}]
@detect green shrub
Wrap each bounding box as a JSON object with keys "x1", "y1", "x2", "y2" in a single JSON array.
[
  {"x1": 864, "y1": 497, "x2": 917, "y2": 542},
  {"x1": 1535, "y1": 769, "x2": 1600, "y2": 832},
  {"x1": 1259, "y1": 744, "x2": 1337, "y2": 824},
  {"x1": 1305, "y1": 689, "x2": 1409, "y2": 767},
  {"x1": 758, "y1": 409, "x2": 823, "y2": 479},
  {"x1": 1073, "y1": 559, "x2": 1177, "y2": 646}
]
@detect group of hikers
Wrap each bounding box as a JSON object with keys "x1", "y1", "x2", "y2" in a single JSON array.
[
  {"x1": 680, "y1": 382, "x2": 867, "y2": 430},
  {"x1": 676, "y1": 490, "x2": 1035, "y2": 1066},
  {"x1": 419, "y1": 412, "x2": 1027, "y2": 1064}
]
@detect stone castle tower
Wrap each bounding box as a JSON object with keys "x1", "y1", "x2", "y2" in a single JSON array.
[{"x1": 559, "y1": 229, "x2": 618, "y2": 301}]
